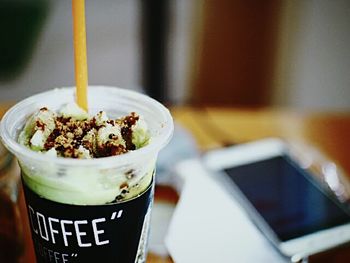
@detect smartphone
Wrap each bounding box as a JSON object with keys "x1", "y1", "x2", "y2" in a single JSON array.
[{"x1": 203, "y1": 138, "x2": 350, "y2": 260}]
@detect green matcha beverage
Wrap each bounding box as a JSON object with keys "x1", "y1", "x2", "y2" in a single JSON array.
[{"x1": 0, "y1": 86, "x2": 173, "y2": 263}]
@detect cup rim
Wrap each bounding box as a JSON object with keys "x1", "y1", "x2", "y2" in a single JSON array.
[{"x1": 0, "y1": 86, "x2": 174, "y2": 167}]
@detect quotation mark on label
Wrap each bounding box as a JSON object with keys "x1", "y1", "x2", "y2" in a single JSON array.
[
  {"x1": 71, "y1": 253, "x2": 78, "y2": 257},
  {"x1": 111, "y1": 210, "x2": 123, "y2": 220}
]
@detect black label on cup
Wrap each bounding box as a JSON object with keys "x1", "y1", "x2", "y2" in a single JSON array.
[{"x1": 23, "y1": 180, "x2": 153, "y2": 263}]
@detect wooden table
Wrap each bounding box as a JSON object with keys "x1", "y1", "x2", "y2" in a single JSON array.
[
  {"x1": 172, "y1": 106, "x2": 350, "y2": 263},
  {"x1": 1, "y1": 105, "x2": 350, "y2": 262}
]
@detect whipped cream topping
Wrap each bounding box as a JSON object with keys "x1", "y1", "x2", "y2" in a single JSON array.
[{"x1": 18, "y1": 103, "x2": 150, "y2": 158}]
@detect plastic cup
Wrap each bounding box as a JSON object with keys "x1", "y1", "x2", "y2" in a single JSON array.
[{"x1": 0, "y1": 86, "x2": 173, "y2": 263}]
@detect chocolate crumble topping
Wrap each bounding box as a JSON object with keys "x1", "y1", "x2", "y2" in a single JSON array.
[
  {"x1": 43, "y1": 113, "x2": 141, "y2": 158},
  {"x1": 121, "y1": 113, "x2": 139, "y2": 151}
]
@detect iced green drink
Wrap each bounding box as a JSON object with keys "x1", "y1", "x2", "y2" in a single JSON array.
[{"x1": 0, "y1": 86, "x2": 173, "y2": 263}]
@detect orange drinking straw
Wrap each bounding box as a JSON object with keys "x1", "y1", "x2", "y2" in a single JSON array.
[{"x1": 72, "y1": 0, "x2": 88, "y2": 111}]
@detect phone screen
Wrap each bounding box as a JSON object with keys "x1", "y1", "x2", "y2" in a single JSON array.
[{"x1": 224, "y1": 156, "x2": 350, "y2": 241}]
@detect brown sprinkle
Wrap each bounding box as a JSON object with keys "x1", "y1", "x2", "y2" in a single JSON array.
[{"x1": 42, "y1": 112, "x2": 140, "y2": 158}]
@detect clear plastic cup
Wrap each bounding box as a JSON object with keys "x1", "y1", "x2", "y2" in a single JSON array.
[{"x1": 0, "y1": 86, "x2": 173, "y2": 263}]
